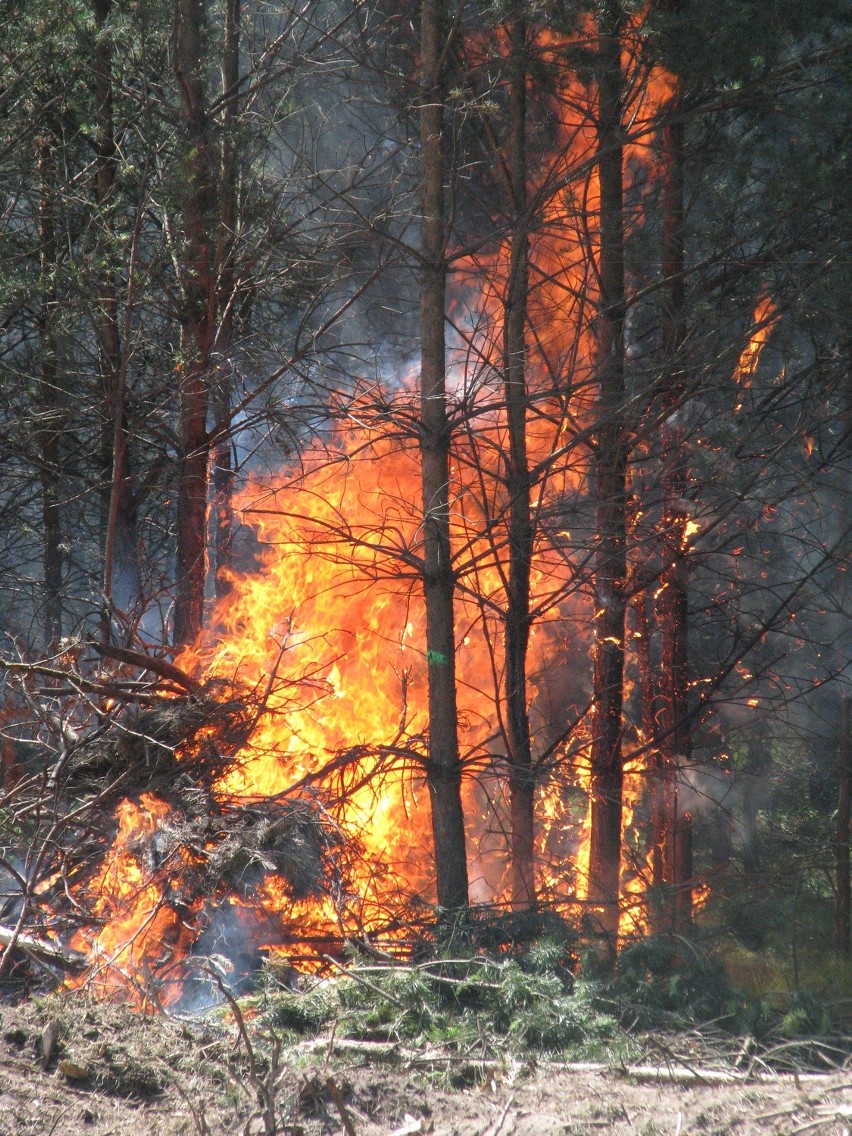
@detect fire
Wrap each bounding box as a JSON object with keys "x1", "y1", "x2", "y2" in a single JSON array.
[
  {"x1": 734, "y1": 295, "x2": 778, "y2": 387},
  {"x1": 64, "y1": 14, "x2": 713, "y2": 999},
  {"x1": 617, "y1": 760, "x2": 652, "y2": 939},
  {"x1": 68, "y1": 795, "x2": 197, "y2": 1007},
  {"x1": 692, "y1": 881, "x2": 711, "y2": 913}
]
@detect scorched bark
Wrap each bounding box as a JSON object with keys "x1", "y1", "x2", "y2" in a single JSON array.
[
  {"x1": 503, "y1": 14, "x2": 536, "y2": 912},
  {"x1": 38, "y1": 134, "x2": 63, "y2": 646},
  {"x1": 93, "y1": 0, "x2": 141, "y2": 626},
  {"x1": 212, "y1": 0, "x2": 241, "y2": 599},
  {"x1": 655, "y1": 2, "x2": 693, "y2": 931}
]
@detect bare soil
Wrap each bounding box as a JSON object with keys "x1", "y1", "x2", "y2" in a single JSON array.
[{"x1": 0, "y1": 995, "x2": 849, "y2": 1136}]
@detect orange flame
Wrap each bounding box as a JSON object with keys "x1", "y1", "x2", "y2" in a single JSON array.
[
  {"x1": 68, "y1": 795, "x2": 197, "y2": 1007},
  {"x1": 734, "y1": 295, "x2": 778, "y2": 388}
]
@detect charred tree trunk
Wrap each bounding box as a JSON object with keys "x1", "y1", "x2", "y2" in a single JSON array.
[
  {"x1": 173, "y1": 0, "x2": 215, "y2": 647},
  {"x1": 419, "y1": 0, "x2": 468, "y2": 911},
  {"x1": 503, "y1": 16, "x2": 535, "y2": 912},
  {"x1": 674, "y1": 809, "x2": 693, "y2": 928},
  {"x1": 632, "y1": 587, "x2": 666, "y2": 922},
  {"x1": 655, "y1": 0, "x2": 691, "y2": 932},
  {"x1": 212, "y1": 0, "x2": 240, "y2": 599},
  {"x1": 38, "y1": 135, "x2": 63, "y2": 646},
  {"x1": 587, "y1": 0, "x2": 627, "y2": 944},
  {"x1": 837, "y1": 697, "x2": 851, "y2": 960},
  {"x1": 93, "y1": 0, "x2": 140, "y2": 629}
]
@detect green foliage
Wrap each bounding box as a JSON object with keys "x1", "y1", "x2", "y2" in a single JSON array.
[
  {"x1": 257, "y1": 979, "x2": 338, "y2": 1036},
  {"x1": 252, "y1": 890, "x2": 845, "y2": 1062},
  {"x1": 435, "y1": 904, "x2": 581, "y2": 965},
  {"x1": 603, "y1": 938, "x2": 743, "y2": 1029},
  {"x1": 255, "y1": 944, "x2": 618, "y2": 1057},
  {"x1": 719, "y1": 938, "x2": 850, "y2": 1030},
  {"x1": 602, "y1": 936, "x2": 842, "y2": 1044},
  {"x1": 694, "y1": 725, "x2": 841, "y2": 983},
  {"x1": 253, "y1": 936, "x2": 845, "y2": 1071},
  {"x1": 718, "y1": 892, "x2": 788, "y2": 953},
  {"x1": 778, "y1": 991, "x2": 832, "y2": 1038}
]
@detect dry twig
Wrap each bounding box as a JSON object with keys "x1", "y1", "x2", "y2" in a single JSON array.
[{"x1": 325, "y1": 1076, "x2": 357, "y2": 1136}]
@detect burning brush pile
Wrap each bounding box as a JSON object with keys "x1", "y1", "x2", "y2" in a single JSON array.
[
  {"x1": 0, "y1": 646, "x2": 359, "y2": 1009},
  {"x1": 0, "y1": 413, "x2": 705, "y2": 1008}
]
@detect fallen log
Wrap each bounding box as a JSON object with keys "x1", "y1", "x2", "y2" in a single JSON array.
[{"x1": 0, "y1": 924, "x2": 88, "y2": 973}]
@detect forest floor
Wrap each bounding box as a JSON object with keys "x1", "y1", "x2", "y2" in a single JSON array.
[{"x1": 0, "y1": 994, "x2": 850, "y2": 1136}]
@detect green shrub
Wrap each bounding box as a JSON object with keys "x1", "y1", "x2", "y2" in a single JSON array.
[
  {"x1": 257, "y1": 979, "x2": 337, "y2": 1035},
  {"x1": 256, "y1": 947, "x2": 616, "y2": 1056},
  {"x1": 778, "y1": 991, "x2": 832, "y2": 1038}
]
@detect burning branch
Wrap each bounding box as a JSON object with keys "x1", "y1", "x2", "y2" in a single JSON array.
[
  {"x1": 90, "y1": 643, "x2": 203, "y2": 694},
  {"x1": 0, "y1": 640, "x2": 363, "y2": 1003}
]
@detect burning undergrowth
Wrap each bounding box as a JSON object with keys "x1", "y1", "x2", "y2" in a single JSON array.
[
  {"x1": 0, "y1": 658, "x2": 361, "y2": 1009},
  {"x1": 62, "y1": 683, "x2": 254, "y2": 800}
]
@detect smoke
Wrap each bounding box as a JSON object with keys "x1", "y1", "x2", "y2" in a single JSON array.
[{"x1": 177, "y1": 903, "x2": 266, "y2": 1013}]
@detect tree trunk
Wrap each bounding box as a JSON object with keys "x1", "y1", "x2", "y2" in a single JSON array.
[
  {"x1": 673, "y1": 809, "x2": 693, "y2": 929},
  {"x1": 587, "y1": 0, "x2": 627, "y2": 944},
  {"x1": 503, "y1": 15, "x2": 535, "y2": 912},
  {"x1": 836, "y1": 697, "x2": 851, "y2": 960},
  {"x1": 632, "y1": 588, "x2": 667, "y2": 932},
  {"x1": 419, "y1": 0, "x2": 468, "y2": 911},
  {"x1": 38, "y1": 135, "x2": 63, "y2": 647},
  {"x1": 93, "y1": 0, "x2": 140, "y2": 630},
  {"x1": 212, "y1": 0, "x2": 240, "y2": 599},
  {"x1": 173, "y1": 0, "x2": 215, "y2": 647},
  {"x1": 655, "y1": 0, "x2": 691, "y2": 932}
]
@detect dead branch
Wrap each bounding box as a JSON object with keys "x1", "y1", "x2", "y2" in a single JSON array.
[
  {"x1": 477, "y1": 1095, "x2": 515, "y2": 1136},
  {"x1": 325, "y1": 1077, "x2": 357, "y2": 1136},
  {"x1": 293, "y1": 1038, "x2": 847, "y2": 1085},
  {"x1": 0, "y1": 657, "x2": 156, "y2": 702},
  {"x1": 0, "y1": 924, "x2": 87, "y2": 972},
  {"x1": 90, "y1": 643, "x2": 202, "y2": 693}
]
